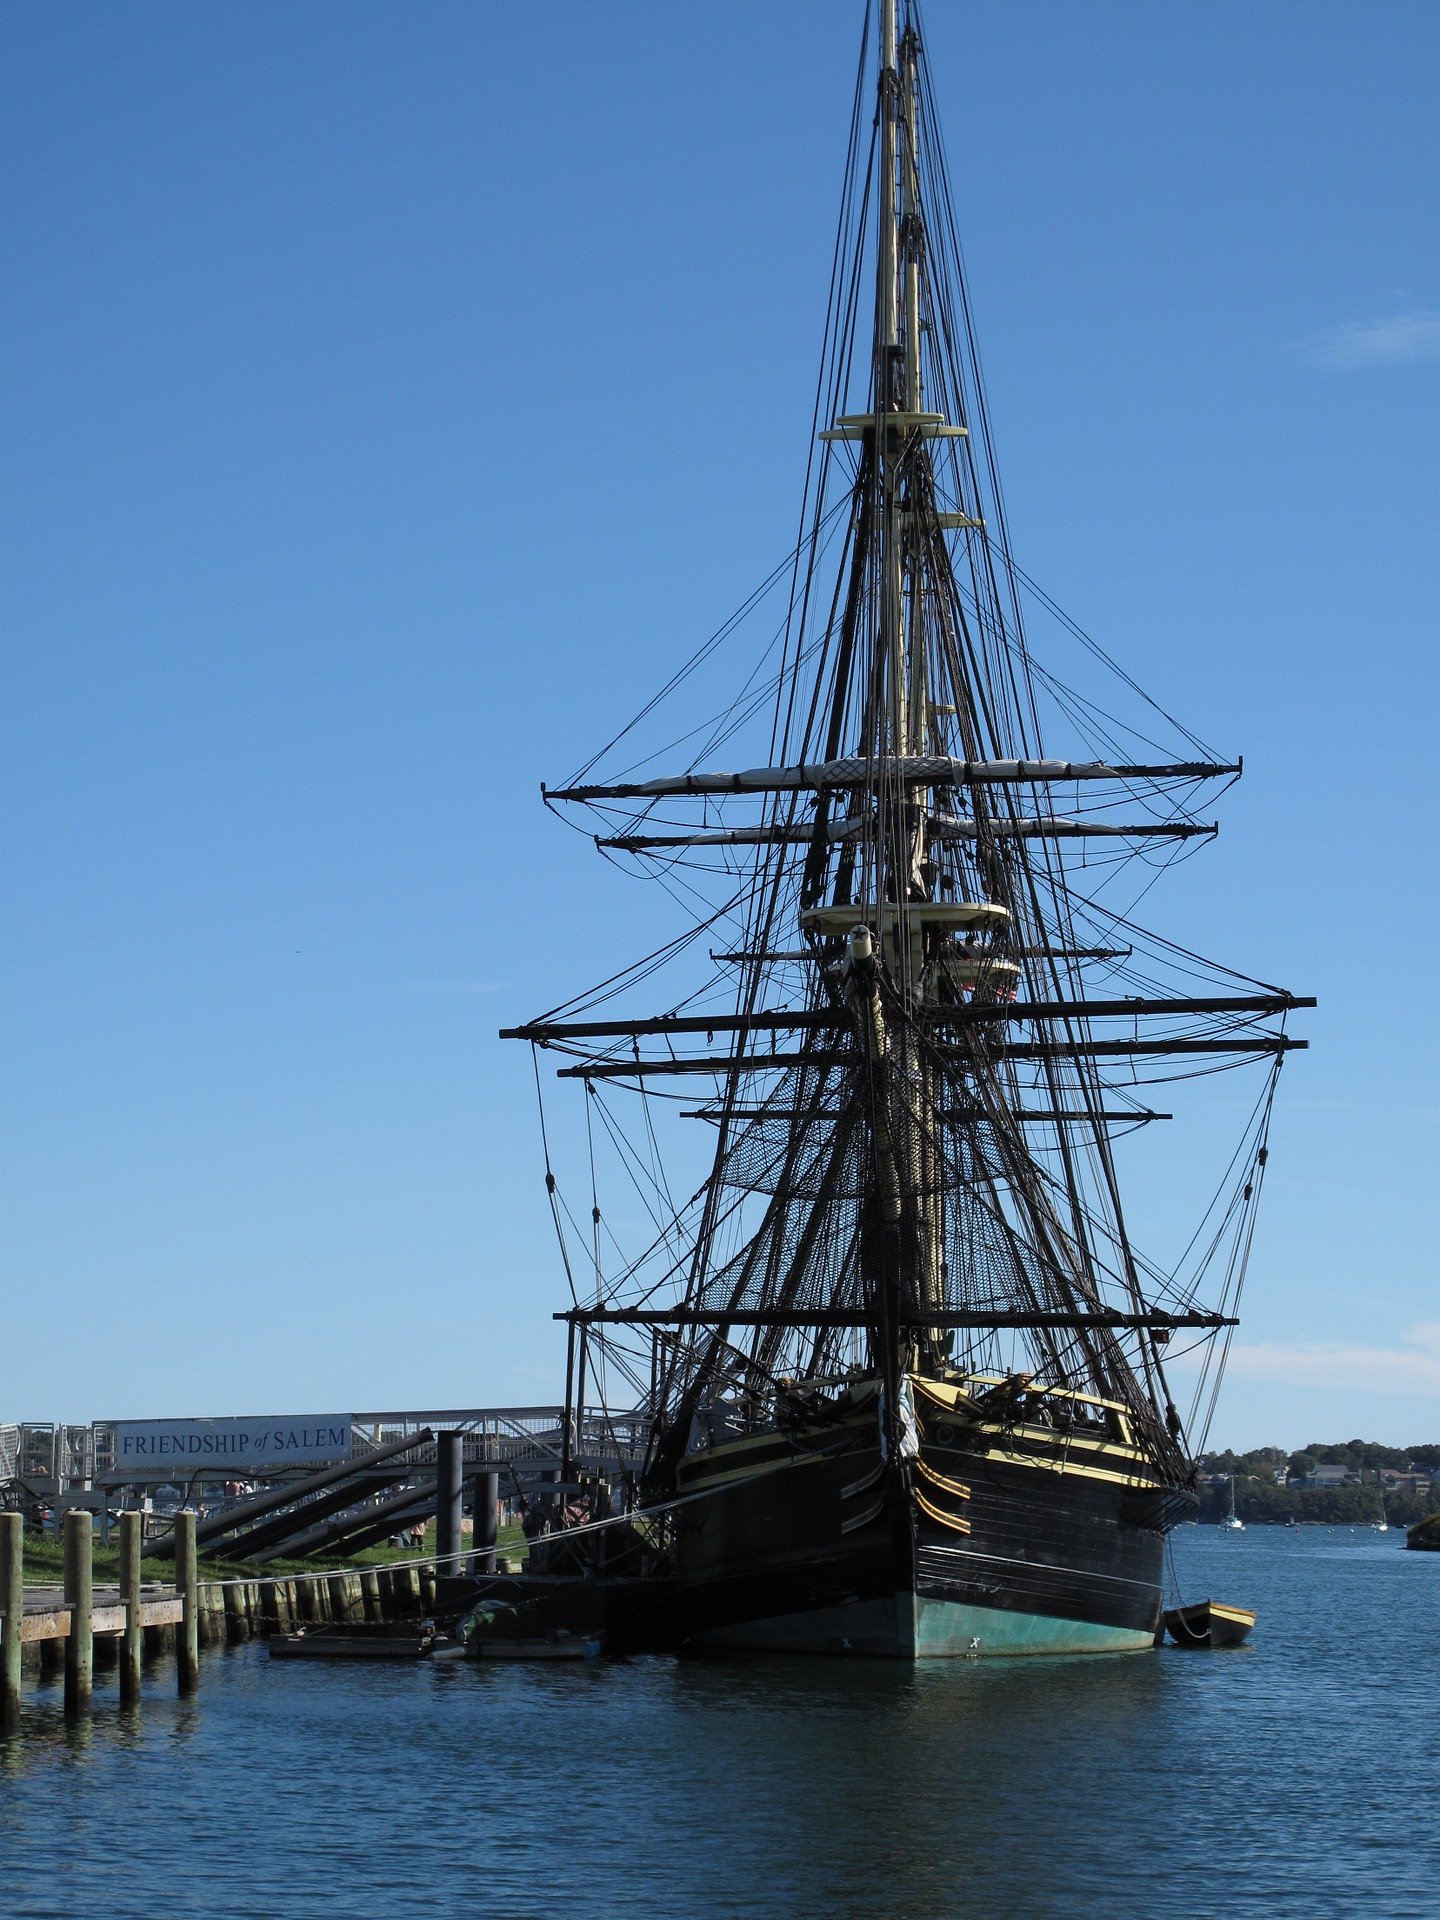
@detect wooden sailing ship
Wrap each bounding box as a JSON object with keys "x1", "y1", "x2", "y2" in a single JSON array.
[{"x1": 501, "y1": 1, "x2": 1310, "y2": 1657}]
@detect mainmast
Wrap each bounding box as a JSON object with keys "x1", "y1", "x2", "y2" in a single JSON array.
[
  {"x1": 876, "y1": 0, "x2": 905, "y2": 763},
  {"x1": 863, "y1": 1, "x2": 945, "y2": 1372},
  {"x1": 869, "y1": 1, "x2": 939, "y2": 926},
  {"x1": 901, "y1": 23, "x2": 928, "y2": 759},
  {"x1": 876, "y1": 6, "x2": 932, "y2": 784}
]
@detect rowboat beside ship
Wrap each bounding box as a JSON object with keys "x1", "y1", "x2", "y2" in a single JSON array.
[{"x1": 1162, "y1": 1600, "x2": 1256, "y2": 1649}]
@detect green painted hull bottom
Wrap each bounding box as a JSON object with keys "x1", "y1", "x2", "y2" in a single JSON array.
[{"x1": 692, "y1": 1594, "x2": 1156, "y2": 1659}]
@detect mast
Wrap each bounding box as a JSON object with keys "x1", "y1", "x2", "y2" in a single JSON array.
[
  {"x1": 864, "y1": 0, "x2": 943, "y2": 1411},
  {"x1": 516, "y1": 0, "x2": 1310, "y2": 1495},
  {"x1": 877, "y1": 0, "x2": 905, "y2": 765},
  {"x1": 901, "y1": 22, "x2": 927, "y2": 756}
]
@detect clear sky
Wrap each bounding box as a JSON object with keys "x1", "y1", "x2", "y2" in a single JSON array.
[{"x1": 3, "y1": 1, "x2": 1436, "y2": 1452}]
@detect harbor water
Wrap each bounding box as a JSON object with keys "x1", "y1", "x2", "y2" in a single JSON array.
[{"x1": 2, "y1": 1525, "x2": 1436, "y2": 1920}]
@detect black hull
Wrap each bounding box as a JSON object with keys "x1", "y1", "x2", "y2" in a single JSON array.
[{"x1": 665, "y1": 1398, "x2": 1188, "y2": 1657}]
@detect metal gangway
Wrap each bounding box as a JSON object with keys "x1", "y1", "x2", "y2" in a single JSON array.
[{"x1": 3, "y1": 1406, "x2": 647, "y2": 1497}]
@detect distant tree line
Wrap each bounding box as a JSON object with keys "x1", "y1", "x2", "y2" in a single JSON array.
[{"x1": 1193, "y1": 1438, "x2": 1439, "y2": 1527}]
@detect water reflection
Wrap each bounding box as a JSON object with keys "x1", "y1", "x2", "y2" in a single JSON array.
[
  {"x1": 0, "y1": 1531, "x2": 1434, "y2": 1920},
  {"x1": 648, "y1": 1650, "x2": 1190, "y2": 1920},
  {"x1": 0, "y1": 1660, "x2": 204, "y2": 1781}
]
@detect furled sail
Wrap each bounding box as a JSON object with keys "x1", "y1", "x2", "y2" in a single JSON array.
[{"x1": 546, "y1": 757, "x2": 1239, "y2": 802}]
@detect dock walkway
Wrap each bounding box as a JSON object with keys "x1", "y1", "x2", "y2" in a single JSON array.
[
  {"x1": 16, "y1": 1583, "x2": 184, "y2": 1644},
  {"x1": 2, "y1": 1508, "x2": 448, "y2": 1732}
]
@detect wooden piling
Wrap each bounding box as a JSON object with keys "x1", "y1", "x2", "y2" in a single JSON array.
[
  {"x1": 63, "y1": 1510, "x2": 93, "y2": 1715},
  {"x1": 259, "y1": 1578, "x2": 280, "y2": 1636},
  {"x1": 119, "y1": 1511, "x2": 142, "y2": 1706},
  {"x1": 176, "y1": 1511, "x2": 199, "y2": 1693},
  {"x1": 473, "y1": 1470, "x2": 499, "y2": 1575},
  {"x1": 436, "y1": 1430, "x2": 464, "y2": 1575},
  {"x1": 223, "y1": 1581, "x2": 247, "y2": 1643},
  {"x1": 360, "y1": 1570, "x2": 382, "y2": 1623},
  {"x1": 1, "y1": 1511, "x2": 22, "y2": 1727}
]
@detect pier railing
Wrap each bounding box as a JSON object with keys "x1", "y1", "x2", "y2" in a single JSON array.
[
  {"x1": 1, "y1": 1405, "x2": 647, "y2": 1496},
  {"x1": 348, "y1": 1407, "x2": 647, "y2": 1475}
]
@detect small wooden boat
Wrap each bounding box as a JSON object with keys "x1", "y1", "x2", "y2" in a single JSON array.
[{"x1": 1162, "y1": 1599, "x2": 1255, "y2": 1648}]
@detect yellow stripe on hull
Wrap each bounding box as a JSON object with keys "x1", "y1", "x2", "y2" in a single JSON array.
[{"x1": 915, "y1": 1490, "x2": 972, "y2": 1534}]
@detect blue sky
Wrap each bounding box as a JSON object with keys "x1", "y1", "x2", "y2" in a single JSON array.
[{"x1": 2, "y1": 1, "x2": 1436, "y2": 1450}]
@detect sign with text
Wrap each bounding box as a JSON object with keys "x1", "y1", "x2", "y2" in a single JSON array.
[{"x1": 111, "y1": 1415, "x2": 353, "y2": 1477}]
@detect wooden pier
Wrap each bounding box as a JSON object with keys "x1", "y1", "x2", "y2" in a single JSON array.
[
  {"x1": 1, "y1": 1509, "x2": 192, "y2": 1721},
  {"x1": 1, "y1": 1506, "x2": 448, "y2": 1729}
]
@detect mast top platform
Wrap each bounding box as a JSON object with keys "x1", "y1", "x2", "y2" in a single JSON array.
[
  {"x1": 800, "y1": 902, "x2": 1010, "y2": 936},
  {"x1": 820, "y1": 410, "x2": 968, "y2": 442}
]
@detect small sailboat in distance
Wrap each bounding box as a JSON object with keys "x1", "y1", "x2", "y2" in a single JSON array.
[{"x1": 1219, "y1": 1475, "x2": 1244, "y2": 1530}]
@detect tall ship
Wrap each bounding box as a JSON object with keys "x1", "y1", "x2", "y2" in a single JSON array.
[{"x1": 501, "y1": 2, "x2": 1310, "y2": 1657}]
